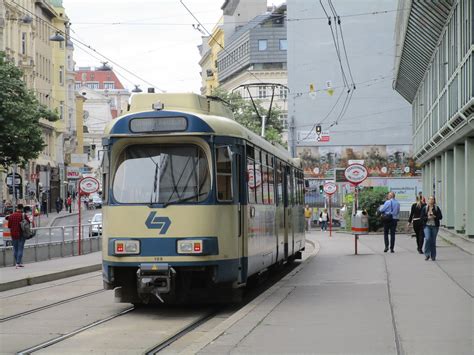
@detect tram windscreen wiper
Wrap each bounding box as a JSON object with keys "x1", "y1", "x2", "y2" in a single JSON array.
[{"x1": 148, "y1": 154, "x2": 162, "y2": 206}]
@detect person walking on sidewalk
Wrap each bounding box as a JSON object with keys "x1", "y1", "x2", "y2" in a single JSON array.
[
  {"x1": 304, "y1": 205, "x2": 312, "y2": 231},
  {"x1": 421, "y1": 196, "x2": 443, "y2": 261},
  {"x1": 320, "y1": 208, "x2": 328, "y2": 231},
  {"x1": 408, "y1": 196, "x2": 426, "y2": 254},
  {"x1": 66, "y1": 195, "x2": 72, "y2": 213},
  {"x1": 379, "y1": 192, "x2": 400, "y2": 253},
  {"x1": 55, "y1": 197, "x2": 62, "y2": 214},
  {"x1": 7, "y1": 204, "x2": 29, "y2": 268}
]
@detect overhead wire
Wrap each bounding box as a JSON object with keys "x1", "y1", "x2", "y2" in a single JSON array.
[{"x1": 10, "y1": 0, "x2": 166, "y2": 92}]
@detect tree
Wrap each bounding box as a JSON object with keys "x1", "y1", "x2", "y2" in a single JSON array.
[
  {"x1": 0, "y1": 52, "x2": 58, "y2": 168},
  {"x1": 344, "y1": 188, "x2": 388, "y2": 231},
  {"x1": 211, "y1": 88, "x2": 285, "y2": 146}
]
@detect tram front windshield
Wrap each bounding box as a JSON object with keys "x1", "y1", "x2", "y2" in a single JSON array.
[{"x1": 112, "y1": 144, "x2": 210, "y2": 205}]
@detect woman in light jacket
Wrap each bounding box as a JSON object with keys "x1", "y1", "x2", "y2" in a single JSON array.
[{"x1": 420, "y1": 196, "x2": 443, "y2": 261}]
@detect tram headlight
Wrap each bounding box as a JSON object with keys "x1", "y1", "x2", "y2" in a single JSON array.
[
  {"x1": 177, "y1": 240, "x2": 203, "y2": 254},
  {"x1": 114, "y1": 240, "x2": 140, "y2": 255}
]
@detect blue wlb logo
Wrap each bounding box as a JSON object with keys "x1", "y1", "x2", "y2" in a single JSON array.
[{"x1": 145, "y1": 212, "x2": 171, "y2": 234}]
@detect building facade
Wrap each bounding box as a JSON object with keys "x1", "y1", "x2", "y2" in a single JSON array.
[
  {"x1": 394, "y1": 0, "x2": 473, "y2": 237},
  {"x1": 198, "y1": 17, "x2": 224, "y2": 96},
  {"x1": 287, "y1": 0, "x2": 418, "y2": 209},
  {"x1": 0, "y1": 0, "x2": 75, "y2": 211}
]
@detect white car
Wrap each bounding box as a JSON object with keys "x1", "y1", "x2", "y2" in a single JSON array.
[{"x1": 89, "y1": 213, "x2": 102, "y2": 236}]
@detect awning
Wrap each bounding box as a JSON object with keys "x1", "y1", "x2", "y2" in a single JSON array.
[{"x1": 394, "y1": 0, "x2": 454, "y2": 103}]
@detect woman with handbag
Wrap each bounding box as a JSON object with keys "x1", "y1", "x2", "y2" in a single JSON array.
[
  {"x1": 420, "y1": 196, "x2": 443, "y2": 261},
  {"x1": 408, "y1": 196, "x2": 426, "y2": 254}
]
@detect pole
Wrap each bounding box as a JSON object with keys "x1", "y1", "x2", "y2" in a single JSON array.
[
  {"x1": 12, "y1": 164, "x2": 17, "y2": 210},
  {"x1": 354, "y1": 185, "x2": 359, "y2": 255},
  {"x1": 329, "y1": 195, "x2": 332, "y2": 237},
  {"x1": 78, "y1": 187, "x2": 81, "y2": 256}
]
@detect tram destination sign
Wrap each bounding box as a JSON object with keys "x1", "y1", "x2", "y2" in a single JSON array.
[
  {"x1": 344, "y1": 164, "x2": 368, "y2": 185},
  {"x1": 323, "y1": 182, "x2": 337, "y2": 195},
  {"x1": 79, "y1": 177, "x2": 99, "y2": 194}
]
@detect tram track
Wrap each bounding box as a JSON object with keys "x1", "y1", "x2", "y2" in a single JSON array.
[
  {"x1": 16, "y1": 306, "x2": 135, "y2": 355},
  {"x1": 0, "y1": 288, "x2": 106, "y2": 322}
]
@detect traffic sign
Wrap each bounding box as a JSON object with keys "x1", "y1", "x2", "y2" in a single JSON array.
[
  {"x1": 5, "y1": 173, "x2": 22, "y2": 187},
  {"x1": 79, "y1": 177, "x2": 99, "y2": 194},
  {"x1": 344, "y1": 164, "x2": 368, "y2": 185},
  {"x1": 323, "y1": 182, "x2": 337, "y2": 195}
]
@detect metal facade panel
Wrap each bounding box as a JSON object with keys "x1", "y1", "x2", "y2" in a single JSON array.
[{"x1": 394, "y1": 0, "x2": 454, "y2": 103}]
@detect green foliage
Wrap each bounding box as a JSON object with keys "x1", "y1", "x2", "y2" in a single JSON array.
[
  {"x1": 211, "y1": 88, "x2": 285, "y2": 146},
  {"x1": 0, "y1": 52, "x2": 58, "y2": 168},
  {"x1": 345, "y1": 188, "x2": 388, "y2": 231}
]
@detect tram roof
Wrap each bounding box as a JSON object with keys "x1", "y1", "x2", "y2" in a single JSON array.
[{"x1": 105, "y1": 93, "x2": 298, "y2": 166}]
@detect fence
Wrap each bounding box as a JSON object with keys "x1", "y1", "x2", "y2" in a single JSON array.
[{"x1": 0, "y1": 224, "x2": 102, "y2": 267}]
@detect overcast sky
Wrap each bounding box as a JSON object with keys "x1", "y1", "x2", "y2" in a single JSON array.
[{"x1": 63, "y1": 0, "x2": 284, "y2": 93}]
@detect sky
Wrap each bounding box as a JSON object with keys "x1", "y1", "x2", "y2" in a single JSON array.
[{"x1": 63, "y1": 0, "x2": 284, "y2": 93}]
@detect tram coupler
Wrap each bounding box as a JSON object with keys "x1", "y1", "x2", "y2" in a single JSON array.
[{"x1": 136, "y1": 263, "x2": 175, "y2": 302}]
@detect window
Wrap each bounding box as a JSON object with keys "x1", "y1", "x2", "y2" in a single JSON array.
[
  {"x1": 276, "y1": 162, "x2": 283, "y2": 206},
  {"x1": 103, "y1": 82, "x2": 115, "y2": 90},
  {"x1": 279, "y1": 39, "x2": 287, "y2": 50},
  {"x1": 215, "y1": 146, "x2": 233, "y2": 201},
  {"x1": 258, "y1": 86, "x2": 267, "y2": 98},
  {"x1": 59, "y1": 66, "x2": 64, "y2": 85},
  {"x1": 21, "y1": 32, "x2": 27, "y2": 55},
  {"x1": 59, "y1": 101, "x2": 64, "y2": 120},
  {"x1": 112, "y1": 144, "x2": 210, "y2": 204},
  {"x1": 258, "y1": 39, "x2": 267, "y2": 51},
  {"x1": 75, "y1": 82, "x2": 81, "y2": 90},
  {"x1": 86, "y1": 82, "x2": 100, "y2": 89},
  {"x1": 279, "y1": 87, "x2": 288, "y2": 99},
  {"x1": 254, "y1": 149, "x2": 263, "y2": 204}
]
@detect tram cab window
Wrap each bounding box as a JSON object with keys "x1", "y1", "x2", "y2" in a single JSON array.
[
  {"x1": 215, "y1": 146, "x2": 233, "y2": 201},
  {"x1": 112, "y1": 144, "x2": 210, "y2": 204},
  {"x1": 254, "y1": 149, "x2": 263, "y2": 204}
]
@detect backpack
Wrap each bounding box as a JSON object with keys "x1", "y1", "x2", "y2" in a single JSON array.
[{"x1": 20, "y1": 214, "x2": 36, "y2": 240}]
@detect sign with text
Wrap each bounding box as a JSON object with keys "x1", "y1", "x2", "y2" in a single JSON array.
[
  {"x1": 66, "y1": 167, "x2": 81, "y2": 180},
  {"x1": 71, "y1": 153, "x2": 88, "y2": 164},
  {"x1": 323, "y1": 182, "x2": 337, "y2": 195},
  {"x1": 79, "y1": 177, "x2": 99, "y2": 194}
]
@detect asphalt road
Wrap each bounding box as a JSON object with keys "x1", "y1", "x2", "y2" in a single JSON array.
[{"x1": 26, "y1": 209, "x2": 100, "y2": 245}]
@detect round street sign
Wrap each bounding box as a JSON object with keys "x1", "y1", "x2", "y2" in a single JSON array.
[
  {"x1": 79, "y1": 177, "x2": 99, "y2": 194},
  {"x1": 344, "y1": 164, "x2": 368, "y2": 185},
  {"x1": 323, "y1": 182, "x2": 337, "y2": 195}
]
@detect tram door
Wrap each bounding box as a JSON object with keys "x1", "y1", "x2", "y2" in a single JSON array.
[
  {"x1": 233, "y1": 147, "x2": 245, "y2": 284},
  {"x1": 283, "y1": 166, "x2": 293, "y2": 259}
]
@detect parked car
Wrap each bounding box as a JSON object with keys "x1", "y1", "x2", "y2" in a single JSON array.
[
  {"x1": 91, "y1": 195, "x2": 102, "y2": 209},
  {"x1": 89, "y1": 213, "x2": 102, "y2": 236}
]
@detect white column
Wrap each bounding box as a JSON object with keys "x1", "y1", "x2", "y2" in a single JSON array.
[
  {"x1": 440, "y1": 153, "x2": 446, "y2": 219},
  {"x1": 465, "y1": 138, "x2": 474, "y2": 238},
  {"x1": 435, "y1": 156, "x2": 442, "y2": 203},
  {"x1": 444, "y1": 150, "x2": 454, "y2": 228},
  {"x1": 454, "y1": 144, "x2": 465, "y2": 233}
]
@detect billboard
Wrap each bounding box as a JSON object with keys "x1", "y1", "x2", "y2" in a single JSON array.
[{"x1": 296, "y1": 145, "x2": 421, "y2": 179}]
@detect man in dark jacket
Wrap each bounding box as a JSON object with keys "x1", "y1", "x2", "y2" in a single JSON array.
[{"x1": 7, "y1": 204, "x2": 29, "y2": 268}]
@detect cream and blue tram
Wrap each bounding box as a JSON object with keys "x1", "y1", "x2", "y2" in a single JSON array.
[{"x1": 101, "y1": 93, "x2": 305, "y2": 303}]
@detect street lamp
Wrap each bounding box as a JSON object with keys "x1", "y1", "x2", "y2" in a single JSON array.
[
  {"x1": 49, "y1": 31, "x2": 65, "y2": 42},
  {"x1": 131, "y1": 85, "x2": 143, "y2": 93}
]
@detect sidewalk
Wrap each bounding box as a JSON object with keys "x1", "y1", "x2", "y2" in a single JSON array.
[
  {"x1": 438, "y1": 227, "x2": 474, "y2": 255},
  {"x1": 185, "y1": 231, "x2": 473, "y2": 354},
  {"x1": 0, "y1": 251, "x2": 101, "y2": 291}
]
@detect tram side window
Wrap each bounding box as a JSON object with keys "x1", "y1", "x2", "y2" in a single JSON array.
[
  {"x1": 247, "y1": 157, "x2": 256, "y2": 204},
  {"x1": 262, "y1": 153, "x2": 269, "y2": 204},
  {"x1": 268, "y1": 162, "x2": 274, "y2": 204},
  {"x1": 216, "y1": 146, "x2": 233, "y2": 201},
  {"x1": 276, "y1": 162, "x2": 283, "y2": 206},
  {"x1": 255, "y1": 149, "x2": 263, "y2": 204}
]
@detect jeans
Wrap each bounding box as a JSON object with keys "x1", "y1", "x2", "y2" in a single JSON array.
[
  {"x1": 383, "y1": 219, "x2": 398, "y2": 250},
  {"x1": 12, "y1": 238, "x2": 26, "y2": 265},
  {"x1": 424, "y1": 225, "x2": 439, "y2": 260},
  {"x1": 321, "y1": 221, "x2": 328, "y2": 231}
]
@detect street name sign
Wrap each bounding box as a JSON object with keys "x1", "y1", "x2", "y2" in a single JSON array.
[{"x1": 344, "y1": 164, "x2": 368, "y2": 185}]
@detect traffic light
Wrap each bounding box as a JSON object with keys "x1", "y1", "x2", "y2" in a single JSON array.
[
  {"x1": 315, "y1": 125, "x2": 322, "y2": 134},
  {"x1": 319, "y1": 185, "x2": 324, "y2": 194}
]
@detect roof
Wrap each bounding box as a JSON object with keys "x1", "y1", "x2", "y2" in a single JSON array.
[
  {"x1": 75, "y1": 68, "x2": 125, "y2": 90},
  {"x1": 228, "y1": 13, "x2": 272, "y2": 43},
  {"x1": 104, "y1": 93, "x2": 292, "y2": 163},
  {"x1": 393, "y1": 0, "x2": 454, "y2": 103}
]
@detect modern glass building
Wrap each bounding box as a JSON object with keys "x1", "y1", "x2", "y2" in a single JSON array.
[{"x1": 394, "y1": 0, "x2": 473, "y2": 237}]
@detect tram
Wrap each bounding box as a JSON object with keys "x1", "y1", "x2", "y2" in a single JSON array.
[{"x1": 101, "y1": 93, "x2": 305, "y2": 304}]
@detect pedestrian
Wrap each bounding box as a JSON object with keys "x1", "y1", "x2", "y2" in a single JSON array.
[
  {"x1": 418, "y1": 191, "x2": 426, "y2": 204},
  {"x1": 379, "y1": 191, "x2": 401, "y2": 253},
  {"x1": 408, "y1": 196, "x2": 426, "y2": 254},
  {"x1": 7, "y1": 204, "x2": 28, "y2": 268},
  {"x1": 421, "y1": 196, "x2": 443, "y2": 261},
  {"x1": 55, "y1": 197, "x2": 62, "y2": 214},
  {"x1": 304, "y1": 204, "x2": 312, "y2": 231},
  {"x1": 320, "y1": 208, "x2": 328, "y2": 231},
  {"x1": 66, "y1": 195, "x2": 72, "y2": 213}
]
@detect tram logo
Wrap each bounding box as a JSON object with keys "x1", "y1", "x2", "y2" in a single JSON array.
[{"x1": 145, "y1": 212, "x2": 171, "y2": 234}]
